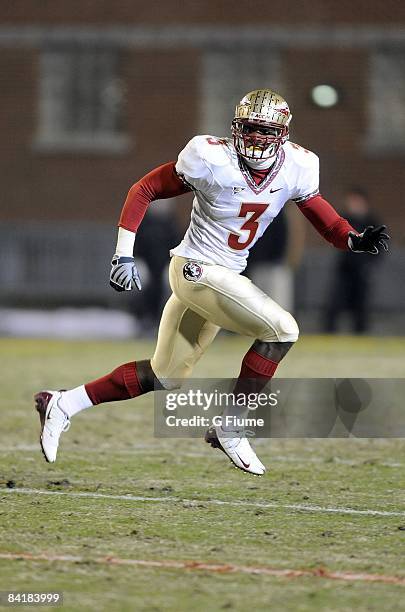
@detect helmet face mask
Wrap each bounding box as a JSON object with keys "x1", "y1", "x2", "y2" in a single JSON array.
[
  {"x1": 232, "y1": 119, "x2": 287, "y2": 160},
  {"x1": 232, "y1": 89, "x2": 292, "y2": 160}
]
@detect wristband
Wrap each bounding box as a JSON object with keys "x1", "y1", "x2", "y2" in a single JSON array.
[{"x1": 115, "y1": 227, "x2": 136, "y2": 257}]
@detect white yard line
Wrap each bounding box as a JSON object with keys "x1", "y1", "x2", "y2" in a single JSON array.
[
  {"x1": 0, "y1": 446, "x2": 402, "y2": 467},
  {"x1": 3, "y1": 488, "x2": 405, "y2": 517},
  {"x1": 0, "y1": 552, "x2": 404, "y2": 585}
]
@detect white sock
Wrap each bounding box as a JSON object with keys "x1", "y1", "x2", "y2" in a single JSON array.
[{"x1": 59, "y1": 385, "x2": 93, "y2": 418}]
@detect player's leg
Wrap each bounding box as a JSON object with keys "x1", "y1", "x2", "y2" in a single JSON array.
[
  {"x1": 35, "y1": 358, "x2": 159, "y2": 463},
  {"x1": 151, "y1": 294, "x2": 220, "y2": 389},
  {"x1": 35, "y1": 292, "x2": 218, "y2": 463},
  {"x1": 324, "y1": 270, "x2": 347, "y2": 333},
  {"x1": 349, "y1": 274, "x2": 369, "y2": 334},
  {"x1": 35, "y1": 353, "x2": 162, "y2": 462},
  {"x1": 170, "y1": 256, "x2": 299, "y2": 474},
  {"x1": 170, "y1": 256, "x2": 298, "y2": 375}
]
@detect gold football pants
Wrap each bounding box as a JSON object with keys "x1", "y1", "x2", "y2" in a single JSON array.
[{"x1": 151, "y1": 256, "x2": 299, "y2": 388}]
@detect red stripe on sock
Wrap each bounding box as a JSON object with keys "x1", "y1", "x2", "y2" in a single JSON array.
[
  {"x1": 123, "y1": 362, "x2": 143, "y2": 397},
  {"x1": 85, "y1": 362, "x2": 143, "y2": 405},
  {"x1": 240, "y1": 349, "x2": 279, "y2": 378},
  {"x1": 234, "y1": 349, "x2": 279, "y2": 396}
]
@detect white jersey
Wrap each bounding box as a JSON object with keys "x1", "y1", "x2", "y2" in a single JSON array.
[{"x1": 171, "y1": 135, "x2": 319, "y2": 272}]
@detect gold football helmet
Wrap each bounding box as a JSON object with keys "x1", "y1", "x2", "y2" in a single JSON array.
[{"x1": 232, "y1": 89, "x2": 292, "y2": 160}]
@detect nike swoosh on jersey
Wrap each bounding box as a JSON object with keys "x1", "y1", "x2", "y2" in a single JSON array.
[{"x1": 269, "y1": 187, "x2": 283, "y2": 193}]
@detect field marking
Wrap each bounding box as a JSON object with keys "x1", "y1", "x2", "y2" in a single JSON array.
[
  {"x1": 0, "y1": 551, "x2": 404, "y2": 586},
  {"x1": 0, "y1": 445, "x2": 402, "y2": 468},
  {"x1": 3, "y1": 488, "x2": 405, "y2": 518}
]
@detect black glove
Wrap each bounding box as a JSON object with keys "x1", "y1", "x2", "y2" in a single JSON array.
[
  {"x1": 110, "y1": 255, "x2": 142, "y2": 292},
  {"x1": 348, "y1": 225, "x2": 390, "y2": 255}
]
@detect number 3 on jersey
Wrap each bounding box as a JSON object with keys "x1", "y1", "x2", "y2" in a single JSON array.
[{"x1": 228, "y1": 203, "x2": 268, "y2": 250}]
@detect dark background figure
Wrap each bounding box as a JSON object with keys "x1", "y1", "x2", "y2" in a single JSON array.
[
  {"x1": 246, "y1": 206, "x2": 306, "y2": 313},
  {"x1": 324, "y1": 187, "x2": 381, "y2": 334},
  {"x1": 247, "y1": 210, "x2": 288, "y2": 273},
  {"x1": 133, "y1": 203, "x2": 182, "y2": 333}
]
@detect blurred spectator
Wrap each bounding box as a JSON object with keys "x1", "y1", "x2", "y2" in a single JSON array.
[
  {"x1": 246, "y1": 206, "x2": 305, "y2": 312},
  {"x1": 133, "y1": 201, "x2": 181, "y2": 332},
  {"x1": 323, "y1": 187, "x2": 380, "y2": 334}
]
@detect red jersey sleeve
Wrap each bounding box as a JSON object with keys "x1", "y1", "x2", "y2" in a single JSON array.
[
  {"x1": 119, "y1": 161, "x2": 191, "y2": 232},
  {"x1": 296, "y1": 194, "x2": 356, "y2": 250}
]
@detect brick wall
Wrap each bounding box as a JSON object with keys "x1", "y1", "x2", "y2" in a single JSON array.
[
  {"x1": 0, "y1": 47, "x2": 197, "y2": 225},
  {"x1": 3, "y1": 1, "x2": 405, "y2": 25},
  {"x1": 1, "y1": 5, "x2": 405, "y2": 243},
  {"x1": 285, "y1": 47, "x2": 405, "y2": 243}
]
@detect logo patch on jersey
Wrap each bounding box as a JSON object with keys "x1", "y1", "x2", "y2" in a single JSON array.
[
  {"x1": 233, "y1": 186, "x2": 245, "y2": 195},
  {"x1": 269, "y1": 187, "x2": 282, "y2": 193},
  {"x1": 183, "y1": 261, "x2": 203, "y2": 282}
]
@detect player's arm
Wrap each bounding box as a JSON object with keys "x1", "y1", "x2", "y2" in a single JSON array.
[
  {"x1": 110, "y1": 162, "x2": 191, "y2": 292},
  {"x1": 296, "y1": 194, "x2": 390, "y2": 253},
  {"x1": 290, "y1": 147, "x2": 389, "y2": 253},
  {"x1": 296, "y1": 194, "x2": 354, "y2": 250}
]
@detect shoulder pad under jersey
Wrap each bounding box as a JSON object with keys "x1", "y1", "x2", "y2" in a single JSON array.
[
  {"x1": 284, "y1": 141, "x2": 319, "y2": 169},
  {"x1": 284, "y1": 142, "x2": 320, "y2": 203},
  {"x1": 176, "y1": 135, "x2": 231, "y2": 180}
]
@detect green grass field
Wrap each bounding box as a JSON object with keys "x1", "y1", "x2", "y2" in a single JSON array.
[{"x1": 0, "y1": 335, "x2": 404, "y2": 611}]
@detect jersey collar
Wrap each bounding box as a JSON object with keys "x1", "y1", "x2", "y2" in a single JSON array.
[{"x1": 238, "y1": 148, "x2": 285, "y2": 195}]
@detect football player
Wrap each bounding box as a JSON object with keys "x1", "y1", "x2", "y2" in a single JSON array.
[{"x1": 35, "y1": 89, "x2": 389, "y2": 475}]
